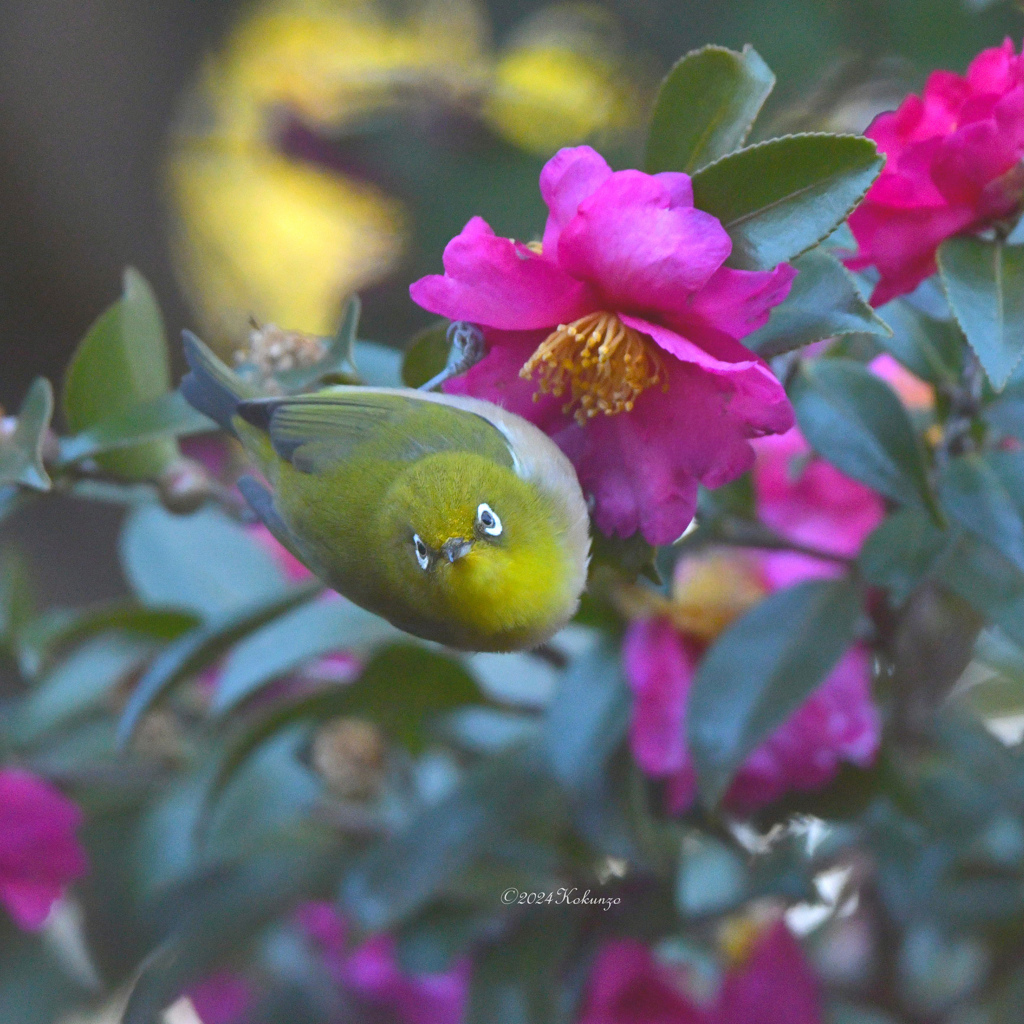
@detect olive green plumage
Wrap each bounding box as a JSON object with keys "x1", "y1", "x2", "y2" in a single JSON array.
[{"x1": 181, "y1": 332, "x2": 590, "y2": 651}]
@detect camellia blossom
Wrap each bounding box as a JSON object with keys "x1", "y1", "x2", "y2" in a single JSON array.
[
  {"x1": 848, "y1": 38, "x2": 1024, "y2": 304},
  {"x1": 297, "y1": 901, "x2": 469, "y2": 1024},
  {"x1": 410, "y1": 145, "x2": 796, "y2": 544},
  {"x1": 579, "y1": 921, "x2": 822, "y2": 1024},
  {"x1": 0, "y1": 769, "x2": 88, "y2": 930},
  {"x1": 622, "y1": 429, "x2": 882, "y2": 812}
]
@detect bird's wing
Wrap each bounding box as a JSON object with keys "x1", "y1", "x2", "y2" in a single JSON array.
[{"x1": 235, "y1": 388, "x2": 516, "y2": 474}]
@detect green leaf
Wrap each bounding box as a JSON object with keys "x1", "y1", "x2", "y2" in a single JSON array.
[
  {"x1": 691, "y1": 133, "x2": 883, "y2": 270},
  {"x1": 876, "y1": 299, "x2": 963, "y2": 387},
  {"x1": 214, "y1": 643, "x2": 484, "y2": 796},
  {"x1": 120, "y1": 504, "x2": 287, "y2": 618},
  {"x1": 676, "y1": 834, "x2": 747, "y2": 917},
  {"x1": 342, "y1": 746, "x2": 560, "y2": 930},
  {"x1": 61, "y1": 268, "x2": 178, "y2": 479},
  {"x1": 0, "y1": 378, "x2": 54, "y2": 491},
  {"x1": 210, "y1": 597, "x2": 400, "y2": 715},
  {"x1": 543, "y1": 642, "x2": 631, "y2": 790},
  {"x1": 745, "y1": 248, "x2": 891, "y2": 358},
  {"x1": 687, "y1": 577, "x2": 863, "y2": 805},
  {"x1": 115, "y1": 583, "x2": 320, "y2": 747},
  {"x1": 939, "y1": 452, "x2": 1024, "y2": 574},
  {"x1": 272, "y1": 295, "x2": 364, "y2": 391},
  {"x1": 790, "y1": 358, "x2": 936, "y2": 513},
  {"x1": 938, "y1": 235, "x2": 1024, "y2": 390},
  {"x1": 14, "y1": 635, "x2": 152, "y2": 744},
  {"x1": 58, "y1": 392, "x2": 214, "y2": 466},
  {"x1": 465, "y1": 909, "x2": 573, "y2": 1024},
  {"x1": 859, "y1": 509, "x2": 949, "y2": 607},
  {"x1": 352, "y1": 339, "x2": 403, "y2": 387},
  {"x1": 645, "y1": 44, "x2": 774, "y2": 175},
  {"x1": 402, "y1": 322, "x2": 451, "y2": 388},
  {"x1": 937, "y1": 532, "x2": 1024, "y2": 648}
]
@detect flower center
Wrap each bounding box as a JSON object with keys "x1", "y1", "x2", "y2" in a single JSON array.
[
  {"x1": 520, "y1": 311, "x2": 665, "y2": 425},
  {"x1": 669, "y1": 553, "x2": 767, "y2": 642}
]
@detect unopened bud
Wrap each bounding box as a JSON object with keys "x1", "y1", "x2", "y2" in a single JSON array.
[
  {"x1": 311, "y1": 718, "x2": 386, "y2": 800},
  {"x1": 158, "y1": 458, "x2": 213, "y2": 514}
]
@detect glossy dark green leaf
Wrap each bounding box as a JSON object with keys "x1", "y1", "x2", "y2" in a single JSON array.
[
  {"x1": 120, "y1": 504, "x2": 287, "y2": 618},
  {"x1": 688, "y1": 577, "x2": 862, "y2": 805},
  {"x1": 61, "y1": 267, "x2": 178, "y2": 479},
  {"x1": 939, "y1": 452, "x2": 1024, "y2": 574},
  {"x1": 211, "y1": 598, "x2": 401, "y2": 714},
  {"x1": 691, "y1": 133, "x2": 883, "y2": 270},
  {"x1": 876, "y1": 299, "x2": 963, "y2": 387},
  {"x1": 58, "y1": 391, "x2": 214, "y2": 466},
  {"x1": 645, "y1": 44, "x2": 774, "y2": 175},
  {"x1": 745, "y1": 248, "x2": 890, "y2": 357},
  {"x1": 859, "y1": 508, "x2": 949, "y2": 606},
  {"x1": 0, "y1": 378, "x2": 54, "y2": 491},
  {"x1": 791, "y1": 358, "x2": 936, "y2": 513},
  {"x1": 938, "y1": 235, "x2": 1024, "y2": 390},
  {"x1": 402, "y1": 322, "x2": 451, "y2": 388},
  {"x1": 937, "y1": 532, "x2": 1024, "y2": 648},
  {"x1": 213, "y1": 643, "x2": 484, "y2": 795},
  {"x1": 0, "y1": 549, "x2": 34, "y2": 656},
  {"x1": 342, "y1": 747, "x2": 560, "y2": 930},
  {"x1": 116, "y1": 583, "x2": 320, "y2": 747}
]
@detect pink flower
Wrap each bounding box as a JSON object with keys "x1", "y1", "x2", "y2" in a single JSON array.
[
  {"x1": 622, "y1": 429, "x2": 882, "y2": 812},
  {"x1": 868, "y1": 354, "x2": 935, "y2": 411},
  {"x1": 0, "y1": 769, "x2": 88, "y2": 930},
  {"x1": 410, "y1": 146, "x2": 796, "y2": 544},
  {"x1": 296, "y1": 901, "x2": 468, "y2": 1024},
  {"x1": 847, "y1": 38, "x2": 1024, "y2": 304},
  {"x1": 187, "y1": 972, "x2": 255, "y2": 1024},
  {"x1": 579, "y1": 923, "x2": 822, "y2": 1024}
]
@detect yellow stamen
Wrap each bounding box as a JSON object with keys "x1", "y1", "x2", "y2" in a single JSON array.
[
  {"x1": 520, "y1": 311, "x2": 664, "y2": 425},
  {"x1": 669, "y1": 553, "x2": 767, "y2": 642}
]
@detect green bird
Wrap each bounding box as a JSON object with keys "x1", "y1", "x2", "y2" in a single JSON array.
[{"x1": 180, "y1": 332, "x2": 590, "y2": 651}]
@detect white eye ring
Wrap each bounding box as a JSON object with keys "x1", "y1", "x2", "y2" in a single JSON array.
[
  {"x1": 476, "y1": 503, "x2": 502, "y2": 537},
  {"x1": 413, "y1": 534, "x2": 430, "y2": 570}
]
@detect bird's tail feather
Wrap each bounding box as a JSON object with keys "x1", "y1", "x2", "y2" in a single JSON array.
[{"x1": 180, "y1": 330, "x2": 257, "y2": 434}]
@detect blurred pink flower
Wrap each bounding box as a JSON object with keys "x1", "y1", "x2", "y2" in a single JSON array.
[
  {"x1": 188, "y1": 972, "x2": 255, "y2": 1024},
  {"x1": 0, "y1": 769, "x2": 88, "y2": 930},
  {"x1": 867, "y1": 354, "x2": 935, "y2": 411},
  {"x1": 579, "y1": 923, "x2": 822, "y2": 1024},
  {"x1": 622, "y1": 429, "x2": 882, "y2": 812},
  {"x1": 297, "y1": 901, "x2": 468, "y2": 1024},
  {"x1": 847, "y1": 38, "x2": 1024, "y2": 304},
  {"x1": 410, "y1": 145, "x2": 796, "y2": 544}
]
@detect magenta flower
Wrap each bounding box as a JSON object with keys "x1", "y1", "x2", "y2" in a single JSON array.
[
  {"x1": 847, "y1": 38, "x2": 1024, "y2": 305},
  {"x1": 410, "y1": 146, "x2": 796, "y2": 544},
  {"x1": 0, "y1": 769, "x2": 88, "y2": 930},
  {"x1": 622, "y1": 429, "x2": 882, "y2": 812},
  {"x1": 187, "y1": 972, "x2": 255, "y2": 1024},
  {"x1": 579, "y1": 923, "x2": 822, "y2": 1024},
  {"x1": 296, "y1": 901, "x2": 468, "y2": 1024}
]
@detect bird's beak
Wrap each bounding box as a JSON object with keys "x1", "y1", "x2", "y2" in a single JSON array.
[{"x1": 440, "y1": 537, "x2": 473, "y2": 563}]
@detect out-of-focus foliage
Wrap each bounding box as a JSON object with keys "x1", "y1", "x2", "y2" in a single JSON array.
[{"x1": 168, "y1": 0, "x2": 647, "y2": 356}]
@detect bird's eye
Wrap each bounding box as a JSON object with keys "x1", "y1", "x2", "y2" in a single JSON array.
[
  {"x1": 413, "y1": 534, "x2": 430, "y2": 570},
  {"x1": 476, "y1": 502, "x2": 502, "y2": 537}
]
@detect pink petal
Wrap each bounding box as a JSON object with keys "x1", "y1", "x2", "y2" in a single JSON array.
[
  {"x1": 441, "y1": 328, "x2": 573, "y2": 434},
  {"x1": 682, "y1": 263, "x2": 798, "y2": 341},
  {"x1": 752, "y1": 428, "x2": 885, "y2": 558},
  {"x1": 579, "y1": 940, "x2": 705, "y2": 1024},
  {"x1": 557, "y1": 171, "x2": 731, "y2": 308},
  {"x1": 409, "y1": 216, "x2": 596, "y2": 330},
  {"x1": 0, "y1": 770, "x2": 87, "y2": 932},
  {"x1": 188, "y1": 973, "x2": 256, "y2": 1024},
  {"x1": 966, "y1": 38, "x2": 1018, "y2": 94},
  {"x1": 540, "y1": 145, "x2": 614, "y2": 254},
  {"x1": 622, "y1": 618, "x2": 694, "y2": 776},
  {"x1": 716, "y1": 922, "x2": 823, "y2": 1024}
]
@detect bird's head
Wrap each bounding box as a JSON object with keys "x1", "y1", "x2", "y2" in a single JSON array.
[{"x1": 382, "y1": 451, "x2": 588, "y2": 650}]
